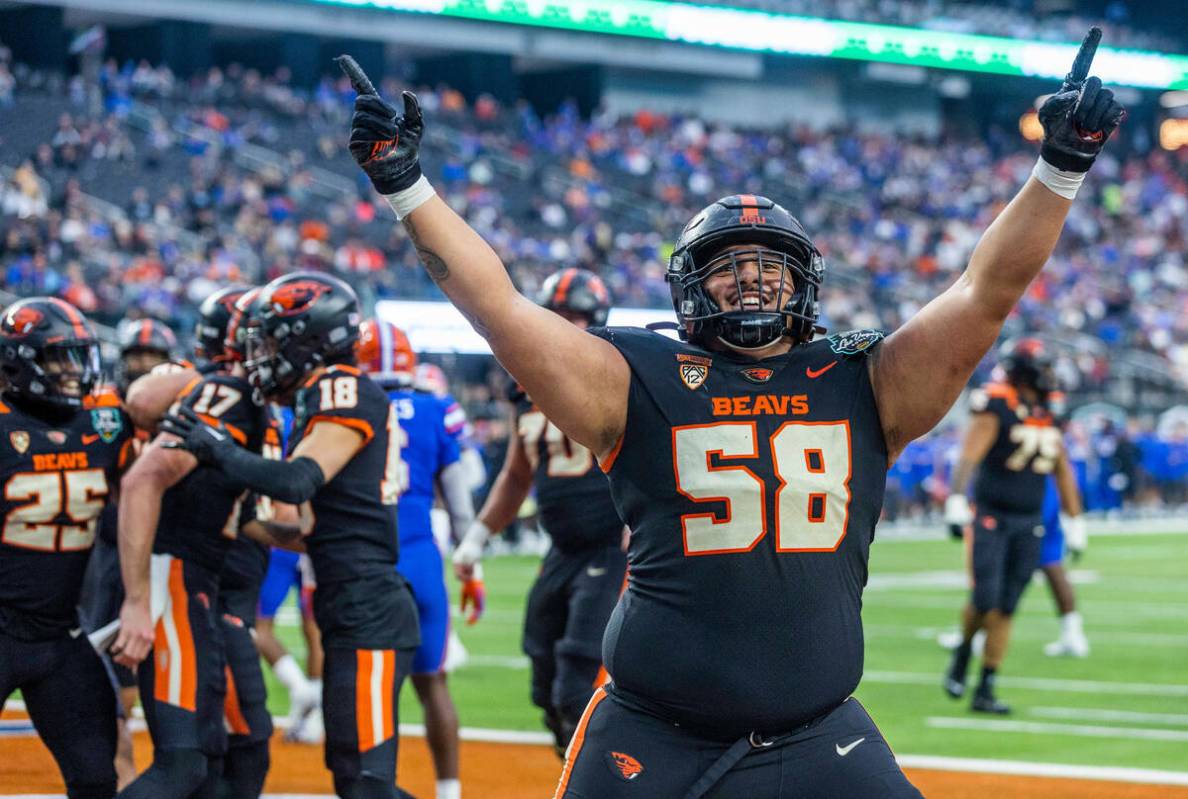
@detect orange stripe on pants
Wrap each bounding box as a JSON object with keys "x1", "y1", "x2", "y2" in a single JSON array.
[
  {"x1": 154, "y1": 559, "x2": 197, "y2": 711},
  {"x1": 355, "y1": 650, "x2": 395, "y2": 752},
  {"x1": 224, "y1": 666, "x2": 250, "y2": 735},
  {"x1": 553, "y1": 686, "x2": 608, "y2": 799}
]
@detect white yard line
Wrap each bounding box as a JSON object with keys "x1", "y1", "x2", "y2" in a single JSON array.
[
  {"x1": 863, "y1": 670, "x2": 1188, "y2": 696},
  {"x1": 1028, "y1": 707, "x2": 1188, "y2": 726},
  {"x1": 926, "y1": 716, "x2": 1188, "y2": 742},
  {"x1": 895, "y1": 755, "x2": 1188, "y2": 786}
]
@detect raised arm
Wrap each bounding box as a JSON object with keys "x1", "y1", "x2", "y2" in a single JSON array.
[
  {"x1": 336, "y1": 56, "x2": 629, "y2": 457},
  {"x1": 871, "y1": 29, "x2": 1125, "y2": 461}
]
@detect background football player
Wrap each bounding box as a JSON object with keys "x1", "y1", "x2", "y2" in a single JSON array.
[
  {"x1": 943, "y1": 338, "x2": 1086, "y2": 713},
  {"x1": 0, "y1": 297, "x2": 133, "y2": 799},
  {"x1": 357, "y1": 318, "x2": 476, "y2": 799},
  {"x1": 453, "y1": 268, "x2": 628, "y2": 758},
  {"x1": 160, "y1": 273, "x2": 421, "y2": 799},
  {"x1": 336, "y1": 29, "x2": 1123, "y2": 796}
]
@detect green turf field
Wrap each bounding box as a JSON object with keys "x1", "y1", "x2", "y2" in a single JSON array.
[{"x1": 269, "y1": 530, "x2": 1188, "y2": 772}]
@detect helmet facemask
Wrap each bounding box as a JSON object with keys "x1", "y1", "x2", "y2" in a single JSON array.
[
  {"x1": 30, "y1": 341, "x2": 101, "y2": 407},
  {"x1": 673, "y1": 242, "x2": 822, "y2": 351}
]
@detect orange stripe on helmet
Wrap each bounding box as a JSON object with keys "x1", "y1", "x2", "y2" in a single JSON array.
[
  {"x1": 553, "y1": 268, "x2": 579, "y2": 307},
  {"x1": 51, "y1": 298, "x2": 89, "y2": 339},
  {"x1": 139, "y1": 321, "x2": 153, "y2": 346}
]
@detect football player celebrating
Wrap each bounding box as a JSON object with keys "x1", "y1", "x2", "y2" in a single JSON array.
[
  {"x1": 111, "y1": 287, "x2": 277, "y2": 798},
  {"x1": 357, "y1": 318, "x2": 475, "y2": 799},
  {"x1": 453, "y1": 268, "x2": 628, "y2": 759},
  {"x1": 158, "y1": 273, "x2": 420, "y2": 799},
  {"x1": 337, "y1": 26, "x2": 1123, "y2": 797},
  {"x1": 0, "y1": 298, "x2": 134, "y2": 799},
  {"x1": 943, "y1": 339, "x2": 1085, "y2": 713}
]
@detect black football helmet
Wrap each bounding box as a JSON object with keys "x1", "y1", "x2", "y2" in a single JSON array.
[
  {"x1": 221, "y1": 287, "x2": 264, "y2": 365},
  {"x1": 246, "y1": 272, "x2": 361, "y2": 397},
  {"x1": 537, "y1": 267, "x2": 611, "y2": 327},
  {"x1": 116, "y1": 318, "x2": 178, "y2": 390},
  {"x1": 0, "y1": 297, "x2": 101, "y2": 410},
  {"x1": 194, "y1": 285, "x2": 250, "y2": 363},
  {"x1": 667, "y1": 194, "x2": 824, "y2": 349},
  {"x1": 1001, "y1": 338, "x2": 1056, "y2": 397}
]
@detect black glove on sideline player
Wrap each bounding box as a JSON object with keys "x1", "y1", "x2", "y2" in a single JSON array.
[
  {"x1": 1038, "y1": 27, "x2": 1126, "y2": 173},
  {"x1": 336, "y1": 54, "x2": 424, "y2": 195}
]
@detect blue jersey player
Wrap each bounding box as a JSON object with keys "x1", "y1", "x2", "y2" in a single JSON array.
[{"x1": 358, "y1": 319, "x2": 476, "y2": 799}]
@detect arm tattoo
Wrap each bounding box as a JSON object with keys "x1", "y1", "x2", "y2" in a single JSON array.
[{"x1": 402, "y1": 217, "x2": 449, "y2": 283}]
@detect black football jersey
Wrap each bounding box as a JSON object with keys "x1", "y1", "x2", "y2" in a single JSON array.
[
  {"x1": 288, "y1": 365, "x2": 402, "y2": 584},
  {"x1": 154, "y1": 373, "x2": 270, "y2": 573},
  {"x1": 971, "y1": 383, "x2": 1062, "y2": 516},
  {"x1": 219, "y1": 422, "x2": 285, "y2": 593},
  {"x1": 589, "y1": 326, "x2": 888, "y2": 738},
  {"x1": 0, "y1": 394, "x2": 133, "y2": 639},
  {"x1": 513, "y1": 392, "x2": 623, "y2": 551}
]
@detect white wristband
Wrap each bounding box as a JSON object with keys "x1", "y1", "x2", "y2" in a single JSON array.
[
  {"x1": 1032, "y1": 157, "x2": 1085, "y2": 200},
  {"x1": 383, "y1": 175, "x2": 436, "y2": 220}
]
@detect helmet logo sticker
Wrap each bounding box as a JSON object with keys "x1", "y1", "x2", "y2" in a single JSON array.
[
  {"x1": 9, "y1": 431, "x2": 29, "y2": 454},
  {"x1": 269, "y1": 281, "x2": 333, "y2": 316},
  {"x1": 3, "y1": 306, "x2": 44, "y2": 337}
]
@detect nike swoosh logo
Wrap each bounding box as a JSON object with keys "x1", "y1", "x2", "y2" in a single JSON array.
[
  {"x1": 82, "y1": 434, "x2": 100, "y2": 445},
  {"x1": 835, "y1": 737, "x2": 866, "y2": 756},
  {"x1": 806, "y1": 361, "x2": 838, "y2": 379},
  {"x1": 587, "y1": 567, "x2": 607, "y2": 577}
]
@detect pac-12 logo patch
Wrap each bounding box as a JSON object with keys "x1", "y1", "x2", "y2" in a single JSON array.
[
  {"x1": 827, "y1": 329, "x2": 884, "y2": 356},
  {"x1": 676, "y1": 353, "x2": 712, "y2": 391},
  {"x1": 90, "y1": 408, "x2": 124, "y2": 443},
  {"x1": 740, "y1": 367, "x2": 774, "y2": 384},
  {"x1": 605, "y1": 751, "x2": 644, "y2": 782},
  {"x1": 9, "y1": 431, "x2": 29, "y2": 454}
]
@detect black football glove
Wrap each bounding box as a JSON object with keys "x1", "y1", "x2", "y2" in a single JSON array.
[
  {"x1": 1038, "y1": 27, "x2": 1126, "y2": 173},
  {"x1": 336, "y1": 54, "x2": 424, "y2": 195},
  {"x1": 159, "y1": 405, "x2": 235, "y2": 466}
]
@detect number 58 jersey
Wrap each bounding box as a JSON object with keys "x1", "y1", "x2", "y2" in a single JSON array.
[
  {"x1": 0, "y1": 395, "x2": 133, "y2": 640},
  {"x1": 590, "y1": 327, "x2": 888, "y2": 739}
]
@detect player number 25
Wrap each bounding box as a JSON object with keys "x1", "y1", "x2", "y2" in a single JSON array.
[
  {"x1": 673, "y1": 421, "x2": 851, "y2": 556},
  {"x1": 2, "y1": 469, "x2": 108, "y2": 551}
]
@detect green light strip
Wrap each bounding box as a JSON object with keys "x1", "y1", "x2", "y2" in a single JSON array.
[{"x1": 322, "y1": 0, "x2": 1188, "y2": 90}]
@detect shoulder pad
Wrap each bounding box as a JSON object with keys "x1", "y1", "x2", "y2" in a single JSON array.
[{"x1": 825, "y1": 329, "x2": 885, "y2": 358}]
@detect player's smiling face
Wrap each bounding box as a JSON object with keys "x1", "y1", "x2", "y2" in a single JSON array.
[{"x1": 702, "y1": 244, "x2": 796, "y2": 315}]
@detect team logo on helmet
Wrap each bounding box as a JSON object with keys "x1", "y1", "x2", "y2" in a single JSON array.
[
  {"x1": 2, "y1": 306, "x2": 44, "y2": 337},
  {"x1": 605, "y1": 751, "x2": 644, "y2": 782},
  {"x1": 269, "y1": 281, "x2": 333, "y2": 316},
  {"x1": 9, "y1": 431, "x2": 29, "y2": 454},
  {"x1": 740, "y1": 367, "x2": 774, "y2": 384}
]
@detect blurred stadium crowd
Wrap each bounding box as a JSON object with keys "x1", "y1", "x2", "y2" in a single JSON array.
[{"x1": 1, "y1": 26, "x2": 1185, "y2": 519}]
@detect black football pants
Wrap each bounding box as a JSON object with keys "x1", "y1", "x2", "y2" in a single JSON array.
[
  {"x1": 0, "y1": 625, "x2": 118, "y2": 799},
  {"x1": 555, "y1": 688, "x2": 923, "y2": 799}
]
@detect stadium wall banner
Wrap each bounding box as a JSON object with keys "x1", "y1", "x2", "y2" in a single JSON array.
[
  {"x1": 315, "y1": 0, "x2": 1188, "y2": 90},
  {"x1": 375, "y1": 300, "x2": 678, "y2": 354}
]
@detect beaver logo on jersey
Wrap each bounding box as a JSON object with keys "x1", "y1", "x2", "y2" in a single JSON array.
[
  {"x1": 90, "y1": 408, "x2": 124, "y2": 443},
  {"x1": 605, "y1": 751, "x2": 644, "y2": 782},
  {"x1": 2, "y1": 305, "x2": 44, "y2": 336},
  {"x1": 269, "y1": 280, "x2": 332, "y2": 316},
  {"x1": 828, "y1": 329, "x2": 884, "y2": 356},
  {"x1": 740, "y1": 367, "x2": 774, "y2": 384},
  {"x1": 9, "y1": 431, "x2": 29, "y2": 454}
]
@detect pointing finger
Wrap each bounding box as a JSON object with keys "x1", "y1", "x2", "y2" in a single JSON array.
[
  {"x1": 335, "y1": 54, "x2": 378, "y2": 96},
  {"x1": 1065, "y1": 26, "x2": 1101, "y2": 89}
]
